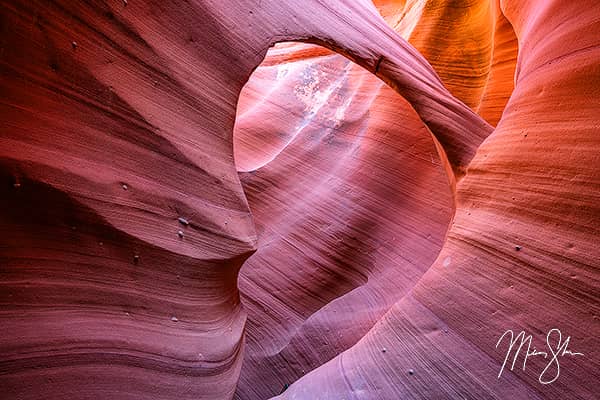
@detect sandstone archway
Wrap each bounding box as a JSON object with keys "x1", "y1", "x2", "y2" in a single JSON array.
[
  {"x1": 1, "y1": 1, "x2": 599, "y2": 399},
  {"x1": 233, "y1": 42, "x2": 454, "y2": 398}
]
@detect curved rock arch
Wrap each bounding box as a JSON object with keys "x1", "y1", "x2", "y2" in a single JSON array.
[
  {"x1": 1, "y1": 0, "x2": 599, "y2": 399},
  {"x1": 232, "y1": 41, "x2": 456, "y2": 398},
  {"x1": 1, "y1": 1, "x2": 480, "y2": 398}
]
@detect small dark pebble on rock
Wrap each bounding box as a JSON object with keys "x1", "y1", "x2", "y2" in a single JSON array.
[
  {"x1": 280, "y1": 383, "x2": 289, "y2": 394},
  {"x1": 408, "y1": 369, "x2": 415, "y2": 375}
]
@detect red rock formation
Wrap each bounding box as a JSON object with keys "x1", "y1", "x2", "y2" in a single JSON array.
[
  {"x1": 234, "y1": 42, "x2": 454, "y2": 399},
  {"x1": 1, "y1": 0, "x2": 599, "y2": 399}
]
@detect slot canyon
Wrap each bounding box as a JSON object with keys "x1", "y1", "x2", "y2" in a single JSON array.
[{"x1": 1, "y1": 0, "x2": 599, "y2": 399}]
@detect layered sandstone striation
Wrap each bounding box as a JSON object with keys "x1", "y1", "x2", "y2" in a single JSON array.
[{"x1": 1, "y1": 0, "x2": 599, "y2": 399}]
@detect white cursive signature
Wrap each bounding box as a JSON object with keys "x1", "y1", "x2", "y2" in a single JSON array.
[{"x1": 496, "y1": 328, "x2": 584, "y2": 384}]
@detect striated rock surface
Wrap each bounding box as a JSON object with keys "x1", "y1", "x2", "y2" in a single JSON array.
[
  {"x1": 1, "y1": 0, "x2": 599, "y2": 399},
  {"x1": 234, "y1": 42, "x2": 454, "y2": 399}
]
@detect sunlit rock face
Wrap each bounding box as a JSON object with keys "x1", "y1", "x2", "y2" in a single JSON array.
[
  {"x1": 1, "y1": 1, "x2": 599, "y2": 400},
  {"x1": 234, "y1": 42, "x2": 454, "y2": 398}
]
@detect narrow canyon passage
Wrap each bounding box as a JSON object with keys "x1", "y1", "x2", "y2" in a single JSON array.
[
  {"x1": 231, "y1": 1, "x2": 522, "y2": 395},
  {"x1": 1, "y1": 0, "x2": 599, "y2": 399},
  {"x1": 233, "y1": 42, "x2": 454, "y2": 399}
]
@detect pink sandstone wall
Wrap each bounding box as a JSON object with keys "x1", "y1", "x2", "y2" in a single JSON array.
[{"x1": 1, "y1": 0, "x2": 598, "y2": 399}]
